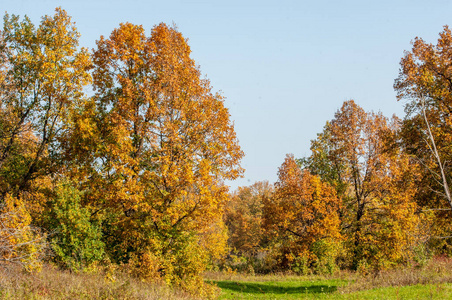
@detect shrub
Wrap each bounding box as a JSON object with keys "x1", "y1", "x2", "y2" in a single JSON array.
[{"x1": 45, "y1": 181, "x2": 104, "y2": 271}]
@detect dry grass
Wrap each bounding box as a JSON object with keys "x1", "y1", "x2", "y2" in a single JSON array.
[
  {"x1": 340, "y1": 256, "x2": 452, "y2": 293},
  {"x1": 0, "y1": 264, "x2": 199, "y2": 299},
  {"x1": 6, "y1": 258, "x2": 452, "y2": 299},
  {"x1": 204, "y1": 270, "x2": 346, "y2": 283}
]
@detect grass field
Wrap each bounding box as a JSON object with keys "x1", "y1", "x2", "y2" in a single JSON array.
[
  {"x1": 211, "y1": 279, "x2": 452, "y2": 299},
  {"x1": 212, "y1": 278, "x2": 345, "y2": 299},
  {"x1": 206, "y1": 257, "x2": 452, "y2": 299}
]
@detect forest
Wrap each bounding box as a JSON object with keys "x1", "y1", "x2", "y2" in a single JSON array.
[{"x1": 2, "y1": 7, "x2": 452, "y2": 300}]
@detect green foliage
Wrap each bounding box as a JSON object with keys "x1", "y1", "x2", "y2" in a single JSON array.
[
  {"x1": 290, "y1": 255, "x2": 311, "y2": 275},
  {"x1": 413, "y1": 244, "x2": 433, "y2": 268},
  {"x1": 311, "y1": 239, "x2": 341, "y2": 275},
  {"x1": 45, "y1": 181, "x2": 104, "y2": 271}
]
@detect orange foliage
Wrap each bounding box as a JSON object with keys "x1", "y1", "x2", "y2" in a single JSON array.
[
  {"x1": 263, "y1": 154, "x2": 342, "y2": 271},
  {"x1": 225, "y1": 181, "x2": 272, "y2": 256},
  {"x1": 307, "y1": 100, "x2": 421, "y2": 269},
  {"x1": 65, "y1": 22, "x2": 243, "y2": 284}
]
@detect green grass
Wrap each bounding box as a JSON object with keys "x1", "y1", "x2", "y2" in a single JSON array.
[
  {"x1": 209, "y1": 278, "x2": 344, "y2": 299},
  {"x1": 205, "y1": 257, "x2": 452, "y2": 299},
  {"x1": 342, "y1": 284, "x2": 452, "y2": 299},
  {"x1": 211, "y1": 279, "x2": 452, "y2": 299},
  {"x1": 211, "y1": 278, "x2": 344, "y2": 299}
]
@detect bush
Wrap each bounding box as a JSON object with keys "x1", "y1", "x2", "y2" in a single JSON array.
[
  {"x1": 127, "y1": 232, "x2": 219, "y2": 299},
  {"x1": 45, "y1": 181, "x2": 104, "y2": 271},
  {"x1": 412, "y1": 243, "x2": 432, "y2": 268},
  {"x1": 311, "y1": 238, "x2": 341, "y2": 274}
]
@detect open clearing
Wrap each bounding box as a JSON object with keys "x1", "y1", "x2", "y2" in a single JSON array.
[{"x1": 209, "y1": 278, "x2": 452, "y2": 299}]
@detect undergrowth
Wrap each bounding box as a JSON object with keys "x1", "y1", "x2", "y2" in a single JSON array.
[{"x1": 0, "y1": 264, "x2": 202, "y2": 299}]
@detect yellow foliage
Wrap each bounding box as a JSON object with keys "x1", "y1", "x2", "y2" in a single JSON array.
[
  {"x1": 308, "y1": 100, "x2": 421, "y2": 269},
  {"x1": 0, "y1": 194, "x2": 45, "y2": 271},
  {"x1": 57, "y1": 21, "x2": 245, "y2": 291},
  {"x1": 264, "y1": 154, "x2": 342, "y2": 272}
]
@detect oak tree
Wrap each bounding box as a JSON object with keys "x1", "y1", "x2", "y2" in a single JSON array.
[
  {"x1": 225, "y1": 181, "x2": 272, "y2": 257},
  {"x1": 68, "y1": 22, "x2": 243, "y2": 287}
]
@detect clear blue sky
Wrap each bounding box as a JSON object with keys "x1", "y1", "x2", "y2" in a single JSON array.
[{"x1": 4, "y1": 0, "x2": 452, "y2": 189}]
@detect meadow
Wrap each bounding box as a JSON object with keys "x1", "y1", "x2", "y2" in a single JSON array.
[
  {"x1": 2, "y1": 257, "x2": 452, "y2": 299},
  {"x1": 212, "y1": 280, "x2": 452, "y2": 299},
  {"x1": 206, "y1": 256, "x2": 452, "y2": 300}
]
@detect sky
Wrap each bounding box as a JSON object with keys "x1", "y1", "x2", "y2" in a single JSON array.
[{"x1": 3, "y1": 0, "x2": 452, "y2": 189}]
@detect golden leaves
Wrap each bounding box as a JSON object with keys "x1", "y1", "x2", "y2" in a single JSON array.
[
  {"x1": 0, "y1": 8, "x2": 91, "y2": 202},
  {"x1": 264, "y1": 154, "x2": 342, "y2": 247},
  {"x1": 89, "y1": 21, "x2": 243, "y2": 223},
  {"x1": 62, "y1": 21, "x2": 245, "y2": 284}
]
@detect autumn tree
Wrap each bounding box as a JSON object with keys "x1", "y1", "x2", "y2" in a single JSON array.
[
  {"x1": 65, "y1": 22, "x2": 243, "y2": 290},
  {"x1": 394, "y1": 26, "x2": 452, "y2": 253},
  {"x1": 0, "y1": 8, "x2": 91, "y2": 271},
  {"x1": 225, "y1": 181, "x2": 272, "y2": 257},
  {"x1": 263, "y1": 154, "x2": 342, "y2": 274},
  {"x1": 302, "y1": 101, "x2": 420, "y2": 270},
  {"x1": 0, "y1": 8, "x2": 91, "y2": 200},
  {"x1": 223, "y1": 181, "x2": 272, "y2": 273},
  {"x1": 43, "y1": 180, "x2": 104, "y2": 271}
]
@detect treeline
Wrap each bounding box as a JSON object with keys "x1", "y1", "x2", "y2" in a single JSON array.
[
  {"x1": 0, "y1": 8, "x2": 242, "y2": 297},
  {"x1": 224, "y1": 26, "x2": 452, "y2": 275}
]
